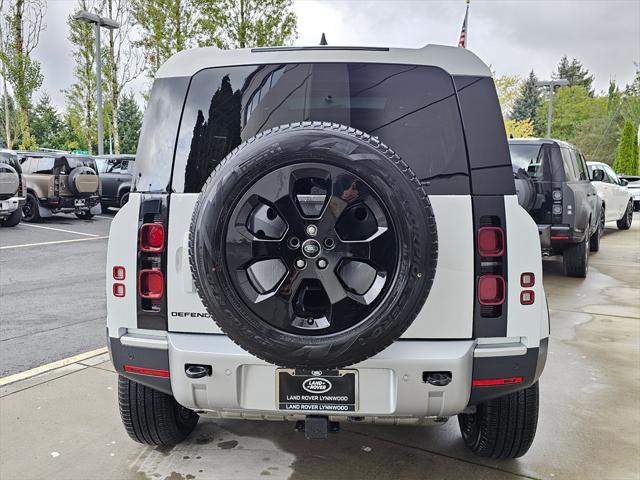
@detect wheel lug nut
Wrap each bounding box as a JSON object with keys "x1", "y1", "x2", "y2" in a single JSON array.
[
  {"x1": 288, "y1": 237, "x2": 300, "y2": 249},
  {"x1": 295, "y1": 258, "x2": 306, "y2": 269},
  {"x1": 305, "y1": 224, "x2": 318, "y2": 237},
  {"x1": 317, "y1": 258, "x2": 328, "y2": 269}
]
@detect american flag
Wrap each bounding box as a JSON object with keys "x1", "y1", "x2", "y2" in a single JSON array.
[{"x1": 458, "y1": 1, "x2": 469, "y2": 48}]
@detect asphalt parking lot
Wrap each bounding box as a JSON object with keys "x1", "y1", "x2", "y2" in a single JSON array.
[{"x1": 0, "y1": 213, "x2": 639, "y2": 480}]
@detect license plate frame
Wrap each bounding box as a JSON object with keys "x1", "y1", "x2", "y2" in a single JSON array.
[
  {"x1": 74, "y1": 198, "x2": 86, "y2": 207},
  {"x1": 276, "y1": 369, "x2": 358, "y2": 413}
]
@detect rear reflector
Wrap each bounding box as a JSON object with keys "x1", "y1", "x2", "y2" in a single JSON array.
[
  {"x1": 113, "y1": 283, "x2": 126, "y2": 298},
  {"x1": 477, "y1": 227, "x2": 505, "y2": 257},
  {"x1": 472, "y1": 377, "x2": 523, "y2": 387},
  {"x1": 138, "y1": 269, "x2": 164, "y2": 299},
  {"x1": 520, "y1": 272, "x2": 535, "y2": 288},
  {"x1": 124, "y1": 365, "x2": 170, "y2": 378},
  {"x1": 550, "y1": 235, "x2": 569, "y2": 241},
  {"x1": 477, "y1": 275, "x2": 505, "y2": 305},
  {"x1": 139, "y1": 223, "x2": 165, "y2": 253},
  {"x1": 113, "y1": 266, "x2": 126, "y2": 281},
  {"x1": 520, "y1": 290, "x2": 535, "y2": 305}
]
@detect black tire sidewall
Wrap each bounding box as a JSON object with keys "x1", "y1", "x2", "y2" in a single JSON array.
[{"x1": 190, "y1": 124, "x2": 438, "y2": 369}]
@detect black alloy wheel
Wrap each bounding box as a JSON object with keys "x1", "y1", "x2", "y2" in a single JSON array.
[{"x1": 226, "y1": 163, "x2": 398, "y2": 335}]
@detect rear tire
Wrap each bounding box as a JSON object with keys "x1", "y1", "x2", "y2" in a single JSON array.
[
  {"x1": 22, "y1": 193, "x2": 41, "y2": 223},
  {"x1": 0, "y1": 208, "x2": 22, "y2": 227},
  {"x1": 458, "y1": 382, "x2": 539, "y2": 459},
  {"x1": 119, "y1": 191, "x2": 130, "y2": 208},
  {"x1": 118, "y1": 375, "x2": 199, "y2": 446},
  {"x1": 590, "y1": 207, "x2": 604, "y2": 252},
  {"x1": 616, "y1": 201, "x2": 633, "y2": 230},
  {"x1": 563, "y1": 234, "x2": 589, "y2": 278}
]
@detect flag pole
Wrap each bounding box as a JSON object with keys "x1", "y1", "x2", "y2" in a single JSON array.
[{"x1": 466, "y1": 0, "x2": 470, "y2": 48}]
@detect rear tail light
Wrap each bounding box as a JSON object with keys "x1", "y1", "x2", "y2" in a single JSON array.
[
  {"x1": 520, "y1": 272, "x2": 535, "y2": 288},
  {"x1": 113, "y1": 266, "x2": 126, "y2": 281},
  {"x1": 113, "y1": 283, "x2": 126, "y2": 297},
  {"x1": 139, "y1": 223, "x2": 165, "y2": 253},
  {"x1": 477, "y1": 227, "x2": 504, "y2": 257},
  {"x1": 477, "y1": 275, "x2": 505, "y2": 305},
  {"x1": 138, "y1": 269, "x2": 164, "y2": 299},
  {"x1": 520, "y1": 290, "x2": 535, "y2": 305}
]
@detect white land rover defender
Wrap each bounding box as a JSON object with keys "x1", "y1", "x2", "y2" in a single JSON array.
[{"x1": 107, "y1": 44, "x2": 549, "y2": 459}]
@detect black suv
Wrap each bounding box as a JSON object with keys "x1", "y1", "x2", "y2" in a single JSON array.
[
  {"x1": 95, "y1": 155, "x2": 135, "y2": 209},
  {"x1": 509, "y1": 138, "x2": 601, "y2": 277}
]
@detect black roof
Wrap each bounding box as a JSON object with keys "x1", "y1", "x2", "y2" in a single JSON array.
[{"x1": 508, "y1": 138, "x2": 576, "y2": 149}]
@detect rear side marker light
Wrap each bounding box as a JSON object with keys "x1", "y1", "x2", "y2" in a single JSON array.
[
  {"x1": 472, "y1": 377, "x2": 523, "y2": 387},
  {"x1": 520, "y1": 290, "x2": 535, "y2": 305},
  {"x1": 520, "y1": 272, "x2": 535, "y2": 288},
  {"x1": 139, "y1": 223, "x2": 165, "y2": 253},
  {"x1": 113, "y1": 283, "x2": 126, "y2": 298},
  {"x1": 124, "y1": 365, "x2": 170, "y2": 378},
  {"x1": 477, "y1": 275, "x2": 505, "y2": 305},
  {"x1": 477, "y1": 227, "x2": 505, "y2": 257},
  {"x1": 113, "y1": 266, "x2": 126, "y2": 281},
  {"x1": 138, "y1": 269, "x2": 164, "y2": 299}
]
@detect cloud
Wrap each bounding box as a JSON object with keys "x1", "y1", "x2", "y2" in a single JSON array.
[{"x1": 29, "y1": 0, "x2": 640, "y2": 110}]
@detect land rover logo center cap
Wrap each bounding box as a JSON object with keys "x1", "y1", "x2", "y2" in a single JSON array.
[{"x1": 301, "y1": 239, "x2": 321, "y2": 258}]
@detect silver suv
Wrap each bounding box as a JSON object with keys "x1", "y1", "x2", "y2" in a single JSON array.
[
  {"x1": 107, "y1": 44, "x2": 549, "y2": 459},
  {"x1": 0, "y1": 150, "x2": 26, "y2": 227}
]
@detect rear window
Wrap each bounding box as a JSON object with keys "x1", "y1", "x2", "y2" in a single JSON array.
[
  {"x1": 172, "y1": 63, "x2": 469, "y2": 194},
  {"x1": 509, "y1": 144, "x2": 543, "y2": 171}
]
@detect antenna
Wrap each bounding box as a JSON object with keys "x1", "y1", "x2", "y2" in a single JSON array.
[{"x1": 320, "y1": 33, "x2": 328, "y2": 46}]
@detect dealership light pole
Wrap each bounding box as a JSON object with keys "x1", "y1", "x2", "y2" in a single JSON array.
[
  {"x1": 536, "y1": 79, "x2": 569, "y2": 138},
  {"x1": 73, "y1": 11, "x2": 119, "y2": 156}
]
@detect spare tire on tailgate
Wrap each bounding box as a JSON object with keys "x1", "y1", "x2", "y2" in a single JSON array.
[
  {"x1": 67, "y1": 166, "x2": 99, "y2": 195},
  {"x1": 512, "y1": 165, "x2": 536, "y2": 213},
  {"x1": 189, "y1": 122, "x2": 438, "y2": 369},
  {"x1": 0, "y1": 163, "x2": 19, "y2": 200}
]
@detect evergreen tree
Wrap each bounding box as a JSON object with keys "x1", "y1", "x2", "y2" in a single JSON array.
[
  {"x1": 0, "y1": 92, "x2": 20, "y2": 147},
  {"x1": 117, "y1": 93, "x2": 143, "y2": 154},
  {"x1": 555, "y1": 55, "x2": 594, "y2": 95},
  {"x1": 31, "y1": 93, "x2": 65, "y2": 148},
  {"x1": 511, "y1": 70, "x2": 541, "y2": 124},
  {"x1": 612, "y1": 121, "x2": 639, "y2": 175}
]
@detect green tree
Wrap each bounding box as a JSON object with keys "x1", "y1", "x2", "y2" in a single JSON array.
[
  {"x1": 0, "y1": 0, "x2": 46, "y2": 149},
  {"x1": 132, "y1": 0, "x2": 198, "y2": 79},
  {"x1": 613, "y1": 121, "x2": 639, "y2": 175},
  {"x1": 511, "y1": 70, "x2": 541, "y2": 126},
  {"x1": 30, "y1": 93, "x2": 65, "y2": 148},
  {"x1": 117, "y1": 92, "x2": 143, "y2": 153},
  {"x1": 196, "y1": 0, "x2": 297, "y2": 49},
  {"x1": 535, "y1": 85, "x2": 596, "y2": 140},
  {"x1": 555, "y1": 55, "x2": 594, "y2": 95},
  {"x1": 64, "y1": 0, "x2": 98, "y2": 153},
  {"x1": 493, "y1": 72, "x2": 521, "y2": 118},
  {"x1": 0, "y1": 92, "x2": 20, "y2": 146}
]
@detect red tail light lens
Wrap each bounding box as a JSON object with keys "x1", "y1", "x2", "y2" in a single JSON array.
[
  {"x1": 472, "y1": 376, "x2": 522, "y2": 387},
  {"x1": 139, "y1": 223, "x2": 165, "y2": 253},
  {"x1": 477, "y1": 227, "x2": 505, "y2": 257},
  {"x1": 477, "y1": 275, "x2": 505, "y2": 305},
  {"x1": 520, "y1": 272, "x2": 535, "y2": 288},
  {"x1": 138, "y1": 269, "x2": 164, "y2": 299},
  {"x1": 113, "y1": 266, "x2": 126, "y2": 281},
  {"x1": 520, "y1": 290, "x2": 535, "y2": 305},
  {"x1": 124, "y1": 365, "x2": 170, "y2": 378},
  {"x1": 113, "y1": 283, "x2": 126, "y2": 298}
]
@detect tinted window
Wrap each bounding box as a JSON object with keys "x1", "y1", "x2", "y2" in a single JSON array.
[
  {"x1": 34, "y1": 157, "x2": 55, "y2": 174},
  {"x1": 509, "y1": 144, "x2": 542, "y2": 171},
  {"x1": 173, "y1": 63, "x2": 469, "y2": 194},
  {"x1": 571, "y1": 150, "x2": 588, "y2": 181},
  {"x1": 560, "y1": 148, "x2": 577, "y2": 181}
]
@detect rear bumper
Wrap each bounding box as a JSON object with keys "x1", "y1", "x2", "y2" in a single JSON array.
[
  {"x1": 538, "y1": 224, "x2": 580, "y2": 248},
  {"x1": 44, "y1": 195, "x2": 101, "y2": 213},
  {"x1": 109, "y1": 333, "x2": 547, "y2": 419},
  {"x1": 0, "y1": 196, "x2": 25, "y2": 216}
]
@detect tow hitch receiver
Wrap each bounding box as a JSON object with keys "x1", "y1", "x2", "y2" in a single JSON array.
[{"x1": 296, "y1": 416, "x2": 340, "y2": 440}]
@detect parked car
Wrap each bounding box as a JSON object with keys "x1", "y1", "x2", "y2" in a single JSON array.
[
  {"x1": 587, "y1": 161, "x2": 633, "y2": 231},
  {"x1": 107, "y1": 44, "x2": 550, "y2": 459},
  {"x1": 619, "y1": 174, "x2": 640, "y2": 211},
  {"x1": 0, "y1": 150, "x2": 26, "y2": 227},
  {"x1": 18, "y1": 152, "x2": 102, "y2": 221},
  {"x1": 509, "y1": 138, "x2": 601, "y2": 276},
  {"x1": 95, "y1": 154, "x2": 135, "y2": 209}
]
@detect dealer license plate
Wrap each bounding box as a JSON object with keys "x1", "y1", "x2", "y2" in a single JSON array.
[{"x1": 276, "y1": 369, "x2": 357, "y2": 412}]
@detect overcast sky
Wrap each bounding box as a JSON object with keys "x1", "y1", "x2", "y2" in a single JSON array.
[{"x1": 28, "y1": 0, "x2": 640, "y2": 109}]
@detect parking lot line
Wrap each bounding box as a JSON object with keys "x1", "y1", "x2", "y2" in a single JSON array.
[
  {"x1": 20, "y1": 223, "x2": 101, "y2": 237},
  {"x1": 95, "y1": 215, "x2": 114, "y2": 220},
  {"x1": 0, "y1": 347, "x2": 108, "y2": 387},
  {"x1": 0, "y1": 236, "x2": 109, "y2": 250}
]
